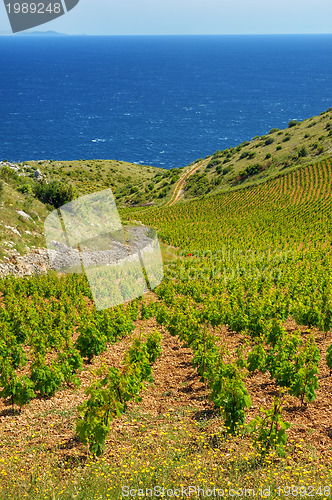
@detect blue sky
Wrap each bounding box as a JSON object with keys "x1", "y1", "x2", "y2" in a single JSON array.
[{"x1": 0, "y1": 0, "x2": 331, "y2": 34}]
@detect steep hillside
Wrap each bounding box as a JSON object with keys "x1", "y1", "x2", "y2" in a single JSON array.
[
  {"x1": 20, "y1": 158, "x2": 182, "y2": 206},
  {"x1": 181, "y1": 108, "x2": 332, "y2": 200},
  {"x1": 0, "y1": 158, "x2": 182, "y2": 263},
  {"x1": 136, "y1": 157, "x2": 332, "y2": 252},
  {"x1": 0, "y1": 171, "x2": 49, "y2": 259}
]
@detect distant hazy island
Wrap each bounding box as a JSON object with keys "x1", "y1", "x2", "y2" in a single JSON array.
[{"x1": 18, "y1": 30, "x2": 70, "y2": 36}]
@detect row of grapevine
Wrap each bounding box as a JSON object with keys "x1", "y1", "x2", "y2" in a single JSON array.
[
  {"x1": 154, "y1": 297, "x2": 252, "y2": 434},
  {"x1": 151, "y1": 296, "x2": 292, "y2": 456},
  {"x1": 76, "y1": 330, "x2": 162, "y2": 456}
]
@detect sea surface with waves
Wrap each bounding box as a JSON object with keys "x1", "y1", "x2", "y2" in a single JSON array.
[{"x1": 0, "y1": 34, "x2": 331, "y2": 169}]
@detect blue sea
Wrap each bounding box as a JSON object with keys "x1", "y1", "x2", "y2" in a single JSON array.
[{"x1": 0, "y1": 35, "x2": 331, "y2": 169}]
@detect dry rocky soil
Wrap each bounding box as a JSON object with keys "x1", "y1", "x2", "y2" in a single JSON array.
[{"x1": 0, "y1": 304, "x2": 331, "y2": 468}]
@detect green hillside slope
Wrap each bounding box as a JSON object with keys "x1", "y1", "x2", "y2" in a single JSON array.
[
  {"x1": 21, "y1": 158, "x2": 182, "y2": 206},
  {"x1": 181, "y1": 108, "x2": 332, "y2": 200},
  {"x1": 136, "y1": 157, "x2": 332, "y2": 255},
  {"x1": 0, "y1": 159, "x2": 181, "y2": 258},
  {"x1": 0, "y1": 172, "x2": 49, "y2": 258}
]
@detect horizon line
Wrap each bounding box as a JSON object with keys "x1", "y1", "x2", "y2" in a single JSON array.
[{"x1": 1, "y1": 32, "x2": 332, "y2": 36}]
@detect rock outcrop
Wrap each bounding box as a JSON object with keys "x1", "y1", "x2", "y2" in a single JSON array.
[{"x1": 0, "y1": 248, "x2": 50, "y2": 279}]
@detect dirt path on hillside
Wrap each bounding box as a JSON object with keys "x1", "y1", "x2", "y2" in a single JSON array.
[{"x1": 165, "y1": 159, "x2": 208, "y2": 207}]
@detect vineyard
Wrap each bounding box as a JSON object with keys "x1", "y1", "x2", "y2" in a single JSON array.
[
  {"x1": 133, "y1": 158, "x2": 332, "y2": 434},
  {"x1": 0, "y1": 157, "x2": 332, "y2": 498}
]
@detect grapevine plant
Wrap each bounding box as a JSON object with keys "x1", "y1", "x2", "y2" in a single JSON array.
[{"x1": 76, "y1": 331, "x2": 162, "y2": 456}]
